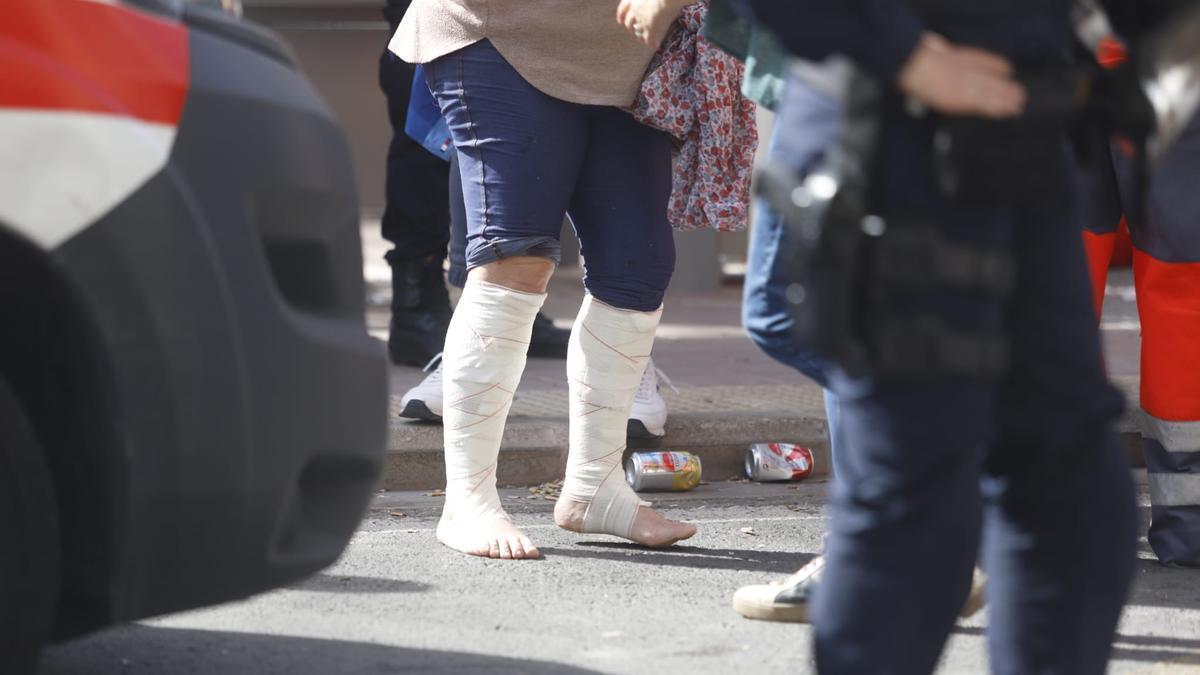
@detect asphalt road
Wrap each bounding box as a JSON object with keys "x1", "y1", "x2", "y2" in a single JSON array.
[{"x1": 40, "y1": 477, "x2": 1200, "y2": 675}]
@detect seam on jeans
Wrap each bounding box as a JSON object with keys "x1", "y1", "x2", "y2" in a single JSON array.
[{"x1": 458, "y1": 53, "x2": 490, "y2": 239}]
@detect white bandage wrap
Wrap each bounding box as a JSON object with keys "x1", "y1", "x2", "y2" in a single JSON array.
[
  {"x1": 561, "y1": 295, "x2": 662, "y2": 538},
  {"x1": 441, "y1": 280, "x2": 546, "y2": 521}
]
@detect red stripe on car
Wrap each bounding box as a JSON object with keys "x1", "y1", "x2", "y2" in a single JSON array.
[{"x1": 0, "y1": 0, "x2": 188, "y2": 125}]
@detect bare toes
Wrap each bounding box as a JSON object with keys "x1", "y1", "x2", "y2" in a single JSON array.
[
  {"x1": 521, "y1": 538, "x2": 541, "y2": 559},
  {"x1": 499, "y1": 539, "x2": 514, "y2": 560},
  {"x1": 489, "y1": 539, "x2": 501, "y2": 558}
]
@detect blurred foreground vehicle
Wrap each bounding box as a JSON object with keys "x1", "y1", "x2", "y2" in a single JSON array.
[{"x1": 0, "y1": 0, "x2": 387, "y2": 671}]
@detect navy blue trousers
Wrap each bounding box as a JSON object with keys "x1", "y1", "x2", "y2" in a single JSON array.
[
  {"x1": 798, "y1": 105, "x2": 1138, "y2": 673},
  {"x1": 379, "y1": 7, "x2": 451, "y2": 265}
]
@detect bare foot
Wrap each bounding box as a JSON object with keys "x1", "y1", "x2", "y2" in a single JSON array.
[
  {"x1": 437, "y1": 509, "x2": 541, "y2": 559},
  {"x1": 555, "y1": 498, "x2": 697, "y2": 548}
]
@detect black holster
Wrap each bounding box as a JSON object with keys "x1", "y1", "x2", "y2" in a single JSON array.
[{"x1": 756, "y1": 69, "x2": 1013, "y2": 378}]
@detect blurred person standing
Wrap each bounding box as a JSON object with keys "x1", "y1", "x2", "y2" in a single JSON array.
[
  {"x1": 617, "y1": 1, "x2": 986, "y2": 626},
  {"x1": 734, "y1": 0, "x2": 1147, "y2": 671}
]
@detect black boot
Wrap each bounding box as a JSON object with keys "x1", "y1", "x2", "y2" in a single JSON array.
[
  {"x1": 528, "y1": 311, "x2": 570, "y2": 359},
  {"x1": 388, "y1": 256, "x2": 452, "y2": 366}
]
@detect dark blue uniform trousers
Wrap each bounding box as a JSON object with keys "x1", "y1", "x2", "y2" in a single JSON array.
[{"x1": 810, "y1": 112, "x2": 1139, "y2": 674}]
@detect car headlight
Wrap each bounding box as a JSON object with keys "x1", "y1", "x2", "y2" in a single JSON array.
[{"x1": 190, "y1": 0, "x2": 243, "y2": 18}]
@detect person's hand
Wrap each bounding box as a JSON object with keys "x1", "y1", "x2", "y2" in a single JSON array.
[
  {"x1": 617, "y1": 0, "x2": 691, "y2": 47},
  {"x1": 897, "y1": 33, "x2": 1027, "y2": 119}
]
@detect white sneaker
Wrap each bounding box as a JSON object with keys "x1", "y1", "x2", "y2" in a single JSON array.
[
  {"x1": 628, "y1": 357, "x2": 675, "y2": 439},
  {"x1": 398, "y1": 353, "x2": 443, "y2": 422}
]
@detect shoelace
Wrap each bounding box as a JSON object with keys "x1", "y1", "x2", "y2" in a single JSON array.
[
  {"x1": 421, "y1": 353, "x2": 444, "y2": 384},
  {"x1": 776, "y1": 556, "x2": 825, "y2": 588},
  {"x1": 635, "y1": 358, "x2": 679, "y2": 401}
]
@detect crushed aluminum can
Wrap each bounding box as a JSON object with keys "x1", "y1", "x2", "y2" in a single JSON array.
[
  {"x1": 624, "y1": 451, "x2": 703, "y2": 492},
  {"x1": 745, "y1": 443, "x2": 815, "y2": 482}
]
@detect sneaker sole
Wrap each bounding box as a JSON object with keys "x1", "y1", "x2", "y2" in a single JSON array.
[
  {"x1": 398, "y1": 400, "x2": 443, "y2": 423},
  {"x1": 627, "y1": 419, "x2": 665, "y2": 440},
  {"x1": 732, "y1": 595, "x2": 809, "y2": 623}
]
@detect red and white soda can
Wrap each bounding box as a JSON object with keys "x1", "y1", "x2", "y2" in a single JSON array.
[{"x1": 745, "y1": 443, "x2": 815, "y2": 481}]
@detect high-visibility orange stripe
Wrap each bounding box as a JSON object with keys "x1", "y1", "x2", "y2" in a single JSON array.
[
  {"x1": 1133, "y1": 248, "x2": 1200, "y2": 421},
  {"x1": 1082, "y1": 230, "x2": 1117, "y2": 319},
  {"x1": 0, "y1": 0, "x2": 188, "y2": 125}
]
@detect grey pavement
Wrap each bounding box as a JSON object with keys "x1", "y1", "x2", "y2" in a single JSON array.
[
  {"x1": 40, "y1": 476, "x2": 1200, "y2": 674},
  {"x1": 363, "y1": 223, "x2": 1148, "y2": 490}
]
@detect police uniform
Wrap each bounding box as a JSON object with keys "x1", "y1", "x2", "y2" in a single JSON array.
[
  {"x1": 742, "y1": 1, "x2": 1142, "y2": 672},
  {"x1": 379, "y1": 0, "x2": 453, "y2": 365}
]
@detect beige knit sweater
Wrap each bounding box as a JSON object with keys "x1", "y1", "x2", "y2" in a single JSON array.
[{"x1": 389, "y1": 1, "x2": 658, "y2": 107}]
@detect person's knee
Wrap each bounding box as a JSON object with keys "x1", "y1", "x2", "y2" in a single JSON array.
[
  {"x1": 741, "y1": 292, "x2": 830, "y2": 382},
  {"x1": 586, "y1": 268, "x2": 671, "y2": 312},
  {"x1": 588, "y1": 284, "x2": 666, "y2": 313},
  {"x1": 471, "y1": 257, "x2": 555, "y2": 294},
  {"x1": 741, "y1": 292, "x2": 789, "y2": 357},
  {"x1": 584, "y1": 249, "x2": 673, "y2": 312}
]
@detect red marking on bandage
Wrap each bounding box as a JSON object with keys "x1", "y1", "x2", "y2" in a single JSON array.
[
  {"x1": 447, "y1": 381, "x2": 517, "y2": 431},
  {"x1": 464, "y1": 463, "x2": 497, "y2": 499},
  {"x1": 576, "y1": 445, "x2": 626, "y2": 467},
  {"x1": 447, "y1": 382, "x2": 514, "y2": 408},
  {"x1": 450, "y1": 406, "x2": 508, "y2": 431},
  {"x1": 581, "y1": 324, "x2": 650, "y2": 364},
  {"x1": 469, "y1": 324, "x2": 530, "y2": 348}
]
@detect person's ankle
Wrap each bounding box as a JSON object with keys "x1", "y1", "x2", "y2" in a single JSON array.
[{"x1": 553, "y1": 497, "x2": 587, "y2": 532}]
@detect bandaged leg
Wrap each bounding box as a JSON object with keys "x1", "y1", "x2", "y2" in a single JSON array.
[
  {"x1": 555, "y1": 296, "x2": 697, "y2": 546},
  {"x1": 436, "y1": 279, "x2": 545, "y2": 559}
]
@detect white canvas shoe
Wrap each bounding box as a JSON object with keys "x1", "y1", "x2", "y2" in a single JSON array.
[
  {"x1": 398, "y1": 353, "x2": 444, "y2": 421},
  {"x1": 627, "y1": 357, "x2": 674, "y2": 439}
]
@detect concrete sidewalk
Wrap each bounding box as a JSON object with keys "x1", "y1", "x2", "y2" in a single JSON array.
[{"x1": 363, "y1": 225, "x2": 1146, "y2": 491}]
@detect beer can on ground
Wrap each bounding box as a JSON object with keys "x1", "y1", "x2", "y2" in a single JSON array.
[
  {"x1": 625, "y1": 451, "x2": 703, "y2": 492},
  {"x1": 745, "y1": 443, "x2": 815, "y2": 482}
]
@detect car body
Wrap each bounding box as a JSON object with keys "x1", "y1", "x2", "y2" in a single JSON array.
[{"x1": 0, "y1": 0, "x2": 386, "y2": 663}]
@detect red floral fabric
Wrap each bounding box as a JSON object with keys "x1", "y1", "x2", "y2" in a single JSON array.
[{"x1": 629, "y1": 3, "x2": 758, "y2": 232}]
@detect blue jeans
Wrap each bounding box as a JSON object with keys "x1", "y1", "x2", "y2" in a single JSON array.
[
  {"x1": 742, "y1": 79, "x2": 844, "y2": 474},
  {"x1": 424, "y1": 40, "x2": 675, "y2": 312}
]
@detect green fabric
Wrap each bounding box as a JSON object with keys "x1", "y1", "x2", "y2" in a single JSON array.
[{"x1": 701, "y1": 0, "x2": 788, "y2": 111}]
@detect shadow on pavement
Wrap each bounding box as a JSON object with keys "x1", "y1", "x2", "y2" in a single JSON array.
[
  {"x1": 39, "y1": 625, "x2": 602, "y2": 675},
  {"x1": 1109, "y1": 632, "x2": 1200, "y2": 667},
  {"x1": 541, "y1": 542, "x2": 813, "y2": 574},
  {"x1": 953, "y1": 627, "x2": 1200, "y2": 665},
  {"x1": 289, "y1": 573, "x2": 432, "y2": 594},
  {"x1": 1125, "y1": 558, "x2": 1200, "y2": 611}
]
